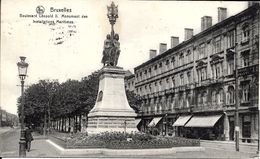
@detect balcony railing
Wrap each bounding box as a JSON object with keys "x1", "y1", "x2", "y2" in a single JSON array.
[
  {"x1": 238, "y1": 64, "x2": 258, "y2": 76},
  {"x1": 209, "y1": 77, "x2": 224, "y2": 84}
]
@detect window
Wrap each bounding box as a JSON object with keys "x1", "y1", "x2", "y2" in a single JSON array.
[
  {"x1": 171, "y1": 56, "x2": 175, "y2": 67},
  {"x1": 180, "y1": 74, "x2": 184, "y2": 85},
  {"x1": 165, "y1": 59, "x2": 169, "y2": 65},
  {"x1": 201, "y1": 68, "x2": 206, "y2": 81},
  {"x1": 172, "y1": 76, "x2": 175, "y2": 88},
  {"x1": 198, "y1": 43, "x2": 205, "y2": 59},
  {"x1": 202, "y1": 91, "x2": 207, "y2": 105},
  {"x1": 214, "y1": 36, "x2": 222, "y2": 53},
  {"x1": 187, "y1": 71, "x2": 191, "y2": 84},
  {"x1": 227, "y1": 86, "x2": 235, "y2": 104},
  {"x1": 242, "y1": 83, "x2": 250, "y2": 102},
  {"x1": 242, "y1": 24, "x2": 250, "y2": 42},
  {"x1": 154, "y1": 65, "x2": 157, "y2": 70},
  {"x1": 166, "y1": 78, "x2": 169, "y2": 89},
  {"x1": 212, "y1": 90, "x2": 216, "y2": 104},
  {"x1": 199, "y1": 93, "x2": 203, "y2": 105},
  {"x1": 198, "y1": 67, "x2": 207, "y2": 82},
  {"x1": 159, "y1": 80, "x2": 162, "y2": 91},
  {"x1": 227, "y1": 30, "x2": 235, "y2": 48},
  {"x1": 227, "y1": 59, "x2": 234, "y2": 75},
  {"x1": 159, "y1": 62, "x2": 162, "y2": 68},
  {"x1": 140, "y1": 72, "x2": 142, "y2": 80},
  {"x1": 215, "y1": 63, "x2": 222, "y2": 78},
  {"x1": 179, "y1": 53, "x2": 184, "y2": 66},
  {"x1": 242, "y1": 55, "x2": 250, "y2": 67},
  {"x1": 186, "y1": 93, "x2": 191, "y2": 108},
  {"x1": 149, "y1": 84, "x2": 152, "y2": 93},
  {"x1": 154, "y1": 97, "x2": 157, "y2": 104},
  {"x1": 186, "y1": 50, "x2": 192, "y2": 63},
  {"x1": 179, "y1": 95, "x2": 184, "y2": 108},
  {"x1": 218, "y1": 89, "x2": 224, "y2": 104}
]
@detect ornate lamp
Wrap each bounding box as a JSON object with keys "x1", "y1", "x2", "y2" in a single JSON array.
[
  {"x1": 17, "y1": 56, "x2": 29, "y2": 157},
  {"x1": 17, "y1": 56, "x2": 29, "y2": 81}
]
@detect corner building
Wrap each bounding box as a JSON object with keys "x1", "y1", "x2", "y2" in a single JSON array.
[{"x1": 134, "y1": 4, "x2": 259, "y2": 142}]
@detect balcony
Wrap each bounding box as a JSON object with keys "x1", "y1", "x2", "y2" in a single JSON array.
[
  {"x1": 165, "y1": 88, "x2": 175, "y2": 94},
  {"x1": 195, "y1": 79, "x2": 211, "y2": 88},
  {"x1": 238, "y1": 64, "x2": 258, "y2": 76},
  {"x1": 178, "y1": 85, "x2": 186, "y2": 92},
  {"x1": 191, "y1": 104, "x2": 224, "y2": 112},
  {"x1": 209, "y1": 77, "x2": 224, "y2": 85},
  {"x1": 174, "y1": 107, "x2": 191, "y2": 113}
]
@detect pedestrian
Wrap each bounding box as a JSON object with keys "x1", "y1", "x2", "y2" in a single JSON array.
[{"x1": 25, "y1": 125, "x2": 34, "y2": 152}]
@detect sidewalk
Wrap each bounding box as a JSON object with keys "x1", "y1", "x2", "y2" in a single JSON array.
[
  {"x1": 200, "y1": 139, "x2": 259, "y2": 154},
  {"x1": 26, "y1": 133, "x2": 60, "y2": 157}
]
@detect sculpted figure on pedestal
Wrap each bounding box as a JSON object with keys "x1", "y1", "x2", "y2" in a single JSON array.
[{"x1": 101, "y1": 33, "x2": 120, "y2": 67}]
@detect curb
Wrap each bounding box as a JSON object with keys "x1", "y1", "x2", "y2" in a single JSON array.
[{"x1": 46, "y1": 139, "x2": 205, "y2": 156}]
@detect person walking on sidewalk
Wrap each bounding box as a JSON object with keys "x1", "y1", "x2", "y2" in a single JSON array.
[{"x1": 25, "y1": 125, "x2": 34, "y2": 152}]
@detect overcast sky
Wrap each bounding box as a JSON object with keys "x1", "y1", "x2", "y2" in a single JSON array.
[{"x1": 1, "y1": 0, "x2": 248, "y2": 115}]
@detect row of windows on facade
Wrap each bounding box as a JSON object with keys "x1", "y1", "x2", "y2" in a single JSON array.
[
  {"x1": 140, "y1": 84, "x2": 250, "y2": 112},
  {"x1": 135, "y1": 52, "x2": 252, "y2": 96},
  {"x1": 135, "y1": 25, "x2": 251, "y2": 82},
  {"x1": 136, "y1": 50, "x2": 250, "y2": 83}
]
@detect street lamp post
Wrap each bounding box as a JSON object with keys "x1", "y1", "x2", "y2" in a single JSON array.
[
  {"x1": 233, "y1": 42, "x2": 240, "y2": 152},
  {"x1": 228, "y1": 43, "x2": 239, "y2": 151},
  {"x1": 17, "y1": 56, "x2": 29, "y2": 157}
]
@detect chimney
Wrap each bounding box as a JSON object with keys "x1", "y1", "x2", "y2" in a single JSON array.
[
  {"x1": 184, "y1": 28, "x2": 193, "y2": 41},
  {"x1": 159, "y1": 43, "x2": 167, "y2": 54},
  {"x1": 171, "y1": 36, "x2": 179, "y2": 48},
  {"x1": 149, "y1": 49, "x2": 157, "y2": 59},
  {"x1": 201, "y1": 16, "x2": 212, "y2": 31},
  {"x1": 218, "y1": 7, "x2": 227, "y2": 22}
]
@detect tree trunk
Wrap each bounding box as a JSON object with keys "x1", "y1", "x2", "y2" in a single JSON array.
[
  {"x1": 79, "y1": 113, "x2": 82, "y2": 132},
  {"x1": 69, "y1": 117, "x2": 71, "y2": 133},
  {"x1": 61, "y1": 117, "x2": 64, "y2": 132}
]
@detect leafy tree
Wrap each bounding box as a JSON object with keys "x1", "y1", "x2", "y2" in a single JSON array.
[{"x1": 126, "y1": 90, "x2": 142, "y2": 113}]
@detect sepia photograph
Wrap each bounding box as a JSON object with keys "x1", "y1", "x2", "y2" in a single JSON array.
[{"x1": 0, "y1": 0, "x2": 259, "y2": 158}]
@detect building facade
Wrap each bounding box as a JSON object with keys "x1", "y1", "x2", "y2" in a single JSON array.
[
  {"x1": 125, "y1": 70, "x2": 135, "y2": 92},
  {"x1": 133, "y1": 3, "x2": 259, "y2": 142}
]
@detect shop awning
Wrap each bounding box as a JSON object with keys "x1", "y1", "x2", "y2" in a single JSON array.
[
  {"x1": 185, "y1": 115, "x2": 223, "y2": 127},
  {"x1": 148, "y1": 117, "x2": 162, "y2": 127},
  {"x1": 135, "y1": 118, "x2": 142, "y2": 126},
  {"x1": 172, "y1": 115, "x2": 192, "y2": 127}
]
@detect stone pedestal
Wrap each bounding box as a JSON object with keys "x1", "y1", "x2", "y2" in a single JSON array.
[{"x1": 87, "y1": 66, "x2": 137, "y2": 134}]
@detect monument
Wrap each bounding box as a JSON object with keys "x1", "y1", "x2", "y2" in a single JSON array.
[{"x1": 87, "y1": 2, "x2": 137, "y2": 134}]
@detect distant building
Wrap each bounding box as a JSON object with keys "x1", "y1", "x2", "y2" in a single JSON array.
[
  {"x1": 134, "y1": 3, "x2": 259, "y2": 142},
  {"x1": 0, "y1": 109, "x2": 19, "y2": 127},
  {"x1": 125, "y1": 70, "x2": 135, "y2": 92}
]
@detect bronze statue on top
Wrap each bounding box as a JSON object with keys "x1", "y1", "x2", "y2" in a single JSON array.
[
  {"x1": 101, "y1": 2, "x2": 120, "y2": 67},
  {"x1": 102, "y1": 33, "x2": 120, "y2": 66}
]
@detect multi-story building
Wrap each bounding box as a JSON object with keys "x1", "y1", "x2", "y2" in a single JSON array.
[
  {"x1": 125, "y1": 70, "x2": 135, "y2": 92},
  {"x1": 134, "y1": 3, "x2": 259, "y2": 142}
]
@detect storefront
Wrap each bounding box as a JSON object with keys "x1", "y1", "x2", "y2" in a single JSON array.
[
  {"x1": 172, "y1": 115, "x2": 192, "y2": 137},
  {"x1": 147, "y1": 117, "x2": 163, "y2": 135},
  {"x1": 183, "y1": 114, "x2": 229, "y2": 140}
]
